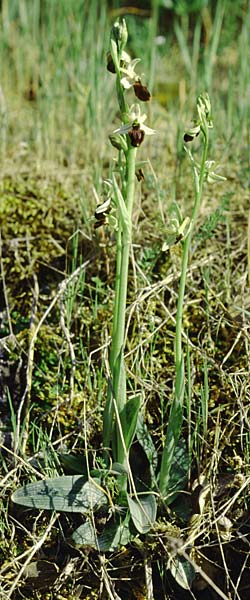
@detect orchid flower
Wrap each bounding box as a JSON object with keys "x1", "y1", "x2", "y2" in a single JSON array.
[
  {"x1": 120, "y1": 58, "x2": 141, "y2": 89},
  {"x1": 113, "y1": 103, "x2": 156, "y2": 137}
]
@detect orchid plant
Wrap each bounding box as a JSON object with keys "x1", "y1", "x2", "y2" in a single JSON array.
[
  {"x1": 12, "y1": 19, "x2": 226, "y2": 591},
  {"x1": 12, "y1": 17, "x2": 159, "y2": 547}
]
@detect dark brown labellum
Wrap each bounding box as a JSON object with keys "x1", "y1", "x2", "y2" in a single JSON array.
[
  {"x1": 128, "y1": 124, "x2": 145, "y2": 147},
  {"x1": 136, "y1": 168, "x2": 144, "y2": 182},
  {"x1": 106, "y1": 52, "x2": 116, "y2": 73},
  {"x1": 133, "y1": 81, "x2": 151, "y2": 102},
  {"x1": 95, "y1": 211, "x2": 106, "y2": 221},
  {"x1": 184, "y1": 131, "x2": 200, "y2": 142},
  {"x1": 94, "y1": 218, "x2": 106, "y2": 229}
]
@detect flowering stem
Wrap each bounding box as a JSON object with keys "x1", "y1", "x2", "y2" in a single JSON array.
[
  {"x1": 116, "y1": 71, "x2": 129, "y2": 121},
  {"x1": 159, "y1": 125, "x2": 209, "y2": 498},
  {"x1": 103, "y1": 21, "x2": 154, "y2": 477},
  {"x1": 103, "y1": 40, "x2": 138, "y2": 463},
  {"x1": 109, "y1": 152, "x2": 125, "y2": 374},
  {"x1": 111, "y1": 146, "x2": 137, "y2": 466},
  {"x1": 175, "y1": 128, "x2": 209, "y2": 370},
  {"x1": 103, "y1": 221, "x2": 122, "y2": 452},
  {"x1": 112, "y1": 148, "x2": 137, "y2": 372}
]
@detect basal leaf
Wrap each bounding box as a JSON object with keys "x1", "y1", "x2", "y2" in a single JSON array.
[
  {"x1": 168, "y1": 555, "x2": 195, "y2": 590},
  {"x1": 167, "y1": 438, "x2": 189, "y2": 504},
  {"x1": 72, "y1": 513, "x2": 135, "y2": 552},
  {"x1": 12, "y1": 476, "x2": 108, "y2": 513},
  {"x1": 98, "y1": 514, "x2": 134, "y2": 552},
  {"x1": 136, "y1": 413, "x2": 158, "y2": 484},
  {"x1": 159, "y1": 357, "x2": 185, "y2": 498},
  {"x1": 130, "y1": 441, "x2": 152, "y2": 491},
  {"x1": 112, "y1": 462, "x2": 128, "y2": 475},
  {"x1": 58, "y1": 453, "x2": 87, "y2": 475},
  {"x1": 23, "y1": 560, "x2": 59, "y2": 587},
  {"x1": 127, "y1": 493, "x2": 157, "y2": 534},
  {"x1": 71, "y1": 519, "x2": 98, "y2": 549}
]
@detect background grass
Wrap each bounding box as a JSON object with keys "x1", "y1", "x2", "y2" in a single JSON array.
[{"x1": 0, "y1": 1, "x2": 249, "y2": 599}]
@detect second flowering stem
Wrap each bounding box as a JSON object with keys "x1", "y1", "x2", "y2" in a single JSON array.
[{"x1": 159, "y1": 100, "x2": 211, "y2": 499}]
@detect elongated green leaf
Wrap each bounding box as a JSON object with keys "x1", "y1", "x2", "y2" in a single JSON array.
[
  {"x1": 98, "y1": 516, "x2": 134, "y2": 551},
  {"x1": 112, "y1": 462, "x2": 128, "y2": 475},
  {"x1": 167, "y1": 438, "x2": 189, "y2": 503},
  {"x1": 120, "y1": 394, "x2": 141, "y2": 452},
  {"x1": 129, "y1": 441, "x2": 152, "y2": 492},
  {"x1": 58, "y1": 453, "x2": 87, "y2": 475},
  {"x1": 168, "y1": 555, "x2": 195, "y2": 590},
  {"x1": 71, "y1": 519, "x2": 98, "y2": 549},
  {"x1": 113, "y1": 350, "x2": 127, "y2": 413},
  {"x1": 127, "y1": 493, "x2": 156, "y2": 534},
  {"x1": 72, "y1": 513, "x2": 135, "y2": 552},
  {"x1": 12, "y1": 476, "x2": 108, "y2": 513},
  {"x1": 159, "y1": 357, "x2": 185, "y2": 498},
  {"x1": 112, "y1": 351, "x2": 127, "y2": 462},
  {"x1": 136, "y1": 413, "x2": 158, "y2": 484}
]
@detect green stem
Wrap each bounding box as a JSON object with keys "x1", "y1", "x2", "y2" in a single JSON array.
[
  {"x1": 102, "y1": 48, "x2": 129, "y2": 453},
  {"x1": 103, "y1": 224, "x2": 122, "y2": 452},
  {"x1": 159, "y1": 129, "x2": 209, "y2": 498},
  {"x1": 113, "y1": 146, "x2": 137, "y2": 468},
  {"x1": 112, "y1": 147, "x2": 137, "y2": 371},
  {"x1": 175, "y1": 129, "x2": 208, "y2": 371},
  {"x1": 103, "y1": 147, "x2": 137, "y2": 459},
  {"x1": 110, "y1": 227, "x2": 122, "y2": 369},
  {"x1": 116, "y1": 70, "x2": 129, "y2": 122}
]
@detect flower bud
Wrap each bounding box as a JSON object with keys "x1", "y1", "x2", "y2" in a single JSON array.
[
  {"x1": 198, "y1": 92, "x2": 211, "y2": 117},
  {"x1": 197, "y1": 93, "x2": 213, "y2": 128},
  {"x1": 109, "y1": 133, "x2": 128, "y2": 152},
  {"x1": 111, "y1": 18, "x2": 128, "y2": 51}
]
